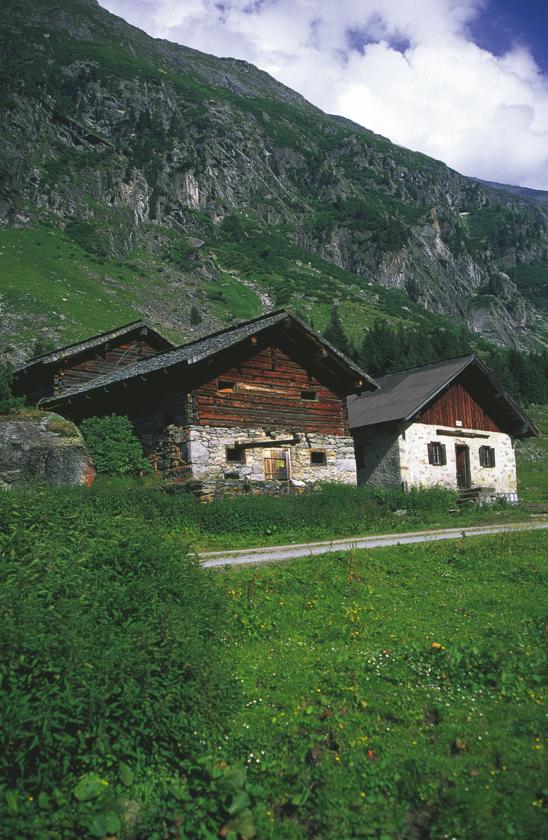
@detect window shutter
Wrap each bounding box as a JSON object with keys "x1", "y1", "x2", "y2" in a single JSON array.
[
  {"x1": 479, "y1": 446, "x2": 486, "y2": 467},
  {"x1": 427, "y1": 442, "x2": 434, "y2": 464},
  {"x1": 440, "y1": 444, "x2": 447, "y2": 466},
  {"x1": 490, "y1": 448, "x2": 496, "y2": 467}
]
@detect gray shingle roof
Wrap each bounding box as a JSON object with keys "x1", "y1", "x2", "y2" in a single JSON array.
[
  {"x1": 347, "y1": 354, "x2": 538, "y2": 438},
  {"x1": 16, "y1": 320, "x2": 173, "y2": 373},
  {"x1": 42, "y1": 309, "x2": 376, "y2": 406}
]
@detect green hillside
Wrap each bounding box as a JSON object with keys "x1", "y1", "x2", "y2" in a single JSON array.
[{"x1": 1, "y1": 0, "x2": 547, "y2": 364}]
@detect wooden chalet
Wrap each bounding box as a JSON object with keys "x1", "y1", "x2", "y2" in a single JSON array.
[
  {"x1": 13, "y1": 320, "x2": 174, "y2": 405},
  {"x1": 348, "y1": 354, "x2": 538, "y2": 502},
  {"x1": 27, "y1": 310, "x2": 377, "y2": 491}
]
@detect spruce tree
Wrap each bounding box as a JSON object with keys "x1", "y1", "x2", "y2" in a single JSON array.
[{"x1": 324, "y1": 306, "x2": 351, "y2": 357}]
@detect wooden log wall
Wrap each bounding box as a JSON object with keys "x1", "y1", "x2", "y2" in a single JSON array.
[
  {"x1": 419, "y1": 381, "x2": 501, "y2": 432},
  {"x1": 193, "y1": 345, "x2": 348, "y2": 435},
  {"x1": 54, "y1": 338, "x2": 161, "y2": 394}
]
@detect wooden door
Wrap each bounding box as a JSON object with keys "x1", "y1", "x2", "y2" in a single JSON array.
[
  {"x1": 455, "y1": 444, "x2": 471, "y2": 489},
  {"x1": 264, "y1": 448, "x2": 290, "y2": 480}
]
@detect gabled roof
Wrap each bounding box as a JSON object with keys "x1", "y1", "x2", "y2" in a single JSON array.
[
  {"x1": 347, "y1": 354, "x2": 538, "y2": 438},
  {"x1": 42, "y1": 309, "x2": 377, "y2": 406},
  {"x1": 15, "y1": 320, "x2": 174, "y2": 374}
]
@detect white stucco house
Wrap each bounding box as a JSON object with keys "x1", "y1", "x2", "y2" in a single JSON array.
[{"x1": 348, "y1": 355, "x2": 538, "y2": 502}]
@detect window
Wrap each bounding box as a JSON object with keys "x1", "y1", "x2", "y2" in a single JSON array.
[
  {"x1": 226, "y1": 446, "x2": 245, "y2": 464},
  {"x1": 310, "y1": 450, "x2": 327, "y2": 465},
  {"x1": 427, "y1": 441, "x2": 446, "y2": 466},
  {"x1": 218, "y1": 380, "x2": 236, "y2": 393},
  {"x1": 479, "y1": 446, "x2": 496, "y2": 468},
  {"x1": 301, "y1": 389, "x2": 317, "y2": 401}
]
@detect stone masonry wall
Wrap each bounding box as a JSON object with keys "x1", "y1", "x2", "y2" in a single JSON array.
[
  {"x1": 401, "y1": 423, "x2": 517, "y2": 498},
  {"x1": 152, "y1": 424, "x2": 357, "y2": 485},
  {"x1": 353, "y1": 424, "x2": 402, "y2": 488}
]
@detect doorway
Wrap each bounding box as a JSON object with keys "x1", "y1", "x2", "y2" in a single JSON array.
[
  {"x1": 455, "y1": 444, "x2": 471, "y2": 489},
  {"x1": 264, "y1": 448, "x2": 290, "y2": 480}
]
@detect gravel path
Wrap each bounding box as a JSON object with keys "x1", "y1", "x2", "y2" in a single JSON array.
[{"x1": 199, "y1": 519, "x2": 548, "y2": 569}]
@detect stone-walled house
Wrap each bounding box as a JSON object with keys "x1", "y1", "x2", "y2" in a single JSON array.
[
  {"x1": 348, "y1": 355, "x2": 538, "y2": 502},
  {"x1": 17, "y1": 310, "x2": 377, "y2": 494}
]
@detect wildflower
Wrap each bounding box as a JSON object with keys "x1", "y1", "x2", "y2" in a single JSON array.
[{"x1": 431, "y1": 642, "x2": 444, "y2": 651}]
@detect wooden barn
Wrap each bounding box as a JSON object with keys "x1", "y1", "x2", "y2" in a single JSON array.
[
  {"x1": 348, "y1": 355, "x2": 538, "y2": 503},
  {"x1": 14, "y1": 320, "x2": 175, "y2": 405},
  {"x1": 20, "y1": 310, "x2": 377, "y2": 493}
]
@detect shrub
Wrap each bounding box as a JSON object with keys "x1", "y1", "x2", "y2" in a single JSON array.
[
  {"x1": 0, "y1": 363, "x2": 23, "y2": 414},
  {"x1": 0, "y1": 484, "x2": 238, "y2": 836},
  {"x1": 80, "y1": 415, "x2": 151, "y2": 476}
]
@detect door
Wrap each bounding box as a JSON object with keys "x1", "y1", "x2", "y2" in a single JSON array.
[
  {"x1": 455, "y1": 444, "x2": 471, "y2": 489},
  {"x1": 264, "y1": 448, "x2": 290, "y2": 480}
]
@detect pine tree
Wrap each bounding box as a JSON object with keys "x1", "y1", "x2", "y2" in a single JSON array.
[
  {"x1": 324, "y1": 306, "x2": 350, "y2": 357},
  {"x1": 190, "y1": 305, "x2": 202, "y2": 326}
]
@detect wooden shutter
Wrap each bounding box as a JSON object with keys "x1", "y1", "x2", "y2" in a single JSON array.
[
  {"x1": 440, "y1": 444, "x2": 447, "y2": 465},
  {"x1": 427, "y1": 442, "x2": 434, "y2": 464}
]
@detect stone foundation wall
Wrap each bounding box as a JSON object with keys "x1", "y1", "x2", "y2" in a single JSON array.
[
  {"x1": 152, "y1": 424, "x2": 357, "y2": 486},
  {"x1": 401, "y1": 423, "x2": 517, "y2": 496}
]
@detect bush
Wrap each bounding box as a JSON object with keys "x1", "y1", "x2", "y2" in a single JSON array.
[
  {"x1": 0, "y1": 363, "x2": 23, "y2": 414},
  {"x1": 80, "y1": 415, "x2": 151, "y2": 476},
  {"x1": 0, "y1": 484, "x2": 238, "y2": 836}
]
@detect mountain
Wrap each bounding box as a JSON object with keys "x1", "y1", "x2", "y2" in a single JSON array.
[{"x1": 1, "y1": 0, "x2": 547, "y2": 363}]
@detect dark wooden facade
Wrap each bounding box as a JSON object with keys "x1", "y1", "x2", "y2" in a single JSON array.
[
  {"x1": 14, "y1": 323, "x2": 173, "y2": 405},
  {"x1": 54, "y1": 337, "x2": 164, "y2": 395},
  {"x1": 193, "y1": 345, "x2": 348, "y2": 435},
  {"x1": 418, "y1": 381, "x2": 501, "y2": 432}
]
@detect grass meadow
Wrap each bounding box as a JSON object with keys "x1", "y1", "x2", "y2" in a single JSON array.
[{"x1": 0, "y1": 481, "x2": 546, "y2": 839}]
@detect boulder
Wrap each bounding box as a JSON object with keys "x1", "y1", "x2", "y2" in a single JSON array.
[{"x1": 0, "y1": 412, "x2": 94, "y2": 489}]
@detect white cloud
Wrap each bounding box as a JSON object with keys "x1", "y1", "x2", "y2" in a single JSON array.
[{"x1": 99, "y1": 0, "x2": 548, "y2": 189}]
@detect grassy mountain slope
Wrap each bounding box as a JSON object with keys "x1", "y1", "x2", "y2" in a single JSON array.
[{"x1": 1, "y1": 0, "x2": 547, "y2": 362}]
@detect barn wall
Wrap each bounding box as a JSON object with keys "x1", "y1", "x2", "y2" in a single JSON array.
[
  {"x1": 353, "y1": 424, "x2": 402, "y2": 487},
  {"x1": 55, "y1": 337, "x2": 162, "y2": 394},
  {"x1": 419, "y1": 382, "x2": 501, "y2": 432},
  {"x1": 193, "y1": 346, "x2": 348, "y2": 435}
]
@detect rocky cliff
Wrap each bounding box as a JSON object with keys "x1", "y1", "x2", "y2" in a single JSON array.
[{"x1": 1, "y1": 0, "x2": 546, "y2": 358}]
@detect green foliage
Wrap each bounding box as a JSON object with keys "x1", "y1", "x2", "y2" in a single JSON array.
[
  {"x1": 0, "y1": 363, "x2": 23, "y2": 414},
  {"x1": 516, "y1": 404, "x2": 548, "y2": 503},
  {"x1": 190, "y1": 304, "x2": 202, "y2": 325},
  {"x1": 0, "y1": 483, "x2": 238, "y2": 837},
  {"x1": 221, "y1": 531, "x2": 547, "y2": 840},
  {"x1": 65, "y1": 219, "x2": 110, "y2": 258},
  {"x1": 80, "y1": 415, "x2": 151, "y2": 476},
  {"x1": 356, "y1": 318, "x2": 548, "y2": 406},
  {"x1": 323, "y1": 305, "x2": 351, "y2": 356}
]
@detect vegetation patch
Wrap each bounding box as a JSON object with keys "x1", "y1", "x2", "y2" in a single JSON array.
[
  {"x1": 1, "y1": 484, "x2": 545, "y2": 838},
  {"x1": 80, "y1": 415, "x2": 151, "y2": 476}
]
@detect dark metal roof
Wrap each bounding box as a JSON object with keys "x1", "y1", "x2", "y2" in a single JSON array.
[
  {"x1": 16, "y1": 320, "x2": 174, "y2": 373},
  {"x1": 347, "y1": 354, "x2": 539, "y2": 438},
  {"x1": 42, "y1": 309, "x2": 377, "y2": 406}
]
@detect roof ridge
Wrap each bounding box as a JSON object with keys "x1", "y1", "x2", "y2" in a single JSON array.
[{"x1": 374, "y1": 353, "x2": 475, "y2": 381}]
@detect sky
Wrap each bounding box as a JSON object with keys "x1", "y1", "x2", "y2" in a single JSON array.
[{"x1": 99, "y1": 0, "x2": 548, "y2": 190}]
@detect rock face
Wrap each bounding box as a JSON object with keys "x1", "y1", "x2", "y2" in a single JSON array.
[
  {"x1": 0, "y1": 413, "x2": 94, "y2": 488},
  {"x1": 1, "y1": 0, "x2": 546, "y2": 351}
]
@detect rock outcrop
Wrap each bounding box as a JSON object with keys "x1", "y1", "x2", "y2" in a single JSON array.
[
  {"x1": 0, "y1": 412, "x2": 94, "y2": 488},
  {"x1": 1, "y1": 0, "x2": 546, "y2": 351}
]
